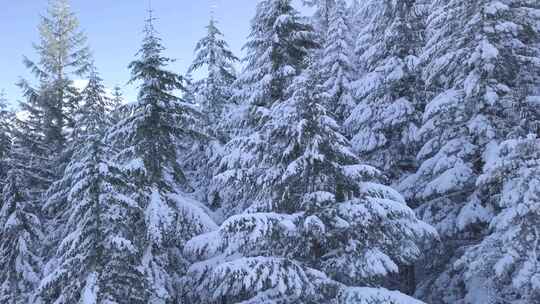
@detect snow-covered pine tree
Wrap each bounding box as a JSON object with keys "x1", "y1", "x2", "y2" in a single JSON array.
[
  {"x1": 319, "y1": 0, "x2": 355, "y2": 123},
  {"x1": 188, "y1": 16, "x2": 238, "y2": 140},
  {"x1": 20, "y1": 0, "x2": 91, "y2": 178},
  {"x1": 344, "y1": 0, "x2": 424, "y2": 182},
  {"x1": 0, "y1": 90, "x2": 12, "y2": 193},
  {"x1": 106, "y1": 10, "x2": 216, "y2": 303},
  {"x1": 227, "y1": 0, "x2": 317, "y2": 135},
  {"x1": 11, "y1": 85, "x2": 56, "y2": 200},
  {"x1": 210, "y1": 0, "x2": 317, "y2": 215},
  {"x1": 41, "y1": 64, "x2": 113, "y2": 261},
  {"x1": 70, "y1": 64, "x2": 113, "y2": 145},
  {"x1": 184, "y1": 65, "x2": 436, "y2": 304},
  {"x1": 0, "y1": 152, "x2": 43, "y2": 303},
  {"x1": 110, "y1": 85, "x2": 127, "y2": 125},
  {"x1": 400, "y1": 0, "x2": 540, "y2": 302},
  {"x1": 350, "y1": 0, "x2": 383, "y2": 75},
  {"x1": 39, "y1": 69, "x2": 148, "y2": 302},
  {"x1": 453, "y1": 135, "x2": 540, "y2": 303}
]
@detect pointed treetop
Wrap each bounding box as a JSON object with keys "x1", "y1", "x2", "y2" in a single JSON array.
[{"x1": 210, "y1": 0, "x2": 218, "y2": 22}]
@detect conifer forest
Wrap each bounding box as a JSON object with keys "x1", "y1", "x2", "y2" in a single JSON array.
[{"x1": 1, "y1": 0, "x2": 540, "y2": 303}]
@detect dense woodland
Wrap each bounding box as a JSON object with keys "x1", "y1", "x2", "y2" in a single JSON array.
[{"x1": 0, "y1": 0, "x2": 540, "y2": 303}]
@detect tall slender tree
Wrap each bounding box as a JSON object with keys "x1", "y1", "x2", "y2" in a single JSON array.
[
  {"x1": 107, "y1": 9, "x2": 216, "y2": 303},
  {"x1": 345, "y1": 0, "x2": 425, "y2": 182},
  {"x1": 39, "y1": 80, "x2": 148, "y2": 303},
  {"x1": 210, "y1": 0, "x2": 317, "y2": 216},
  {"x1": 319, "y1": 0, "x2": 355, "y2": 123},
  {"x1": 0, "y1": 150, "x2": 43, "y2": 303},
  {"x1": 188, "y1": 16, "x2": 238, "y2": 139},
  {"x1": 0, "y1": 90, "x2": 12, "y2": 193},
  {"x1": 227, "y1": 0, "x2": 317, "y2": 136},
  {"x1": 20, "y1": 0, "x2": 91, "y2": 180}
]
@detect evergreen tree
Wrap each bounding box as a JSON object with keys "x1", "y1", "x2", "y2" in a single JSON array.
[
  {"x1": 228, "y1": 0, "x2": 317, "y2": 136},
  {"x1": 11, "y1": 85, "x2": 56, "y2": 200},
  {"x1": 454, "y1": 135, "x2": 540, "y2": 303},
  {"x1": 344, "y1": 0, "x2": 424, "y2": 182},
  {"x1": 106, "y1": 10, "x2": 216, "y2": 303},
  {"x1": 211, "y1": 0, "x2": 317, "y2": 215},
  {"x1": 20, "y1": 0, "x2": 91, "y2": 179},
  {"x1": 39, "y1": 111, "x2": 148, "y2": 304},
  {"x1": 184, "y1": 66, "x2": 436, "y2": 303},
  {"x1": 188, "y1": 16, "x2": 238, "y2": 140},
  {"x1": 399, "y1": 0, "x2": 540, "y2": 302},
  {"x1": 110, "y1": 85, "x2": 127, "y2": 125},
  {"x1": 319, "y1": 0, "x2": 355, "y2": 123},
  {"x1": 0, "y1": 156, "x2": 43, "y2": 303},
  {"x1": 0, "y1": 90, "x2": 12, "y2": 192}
]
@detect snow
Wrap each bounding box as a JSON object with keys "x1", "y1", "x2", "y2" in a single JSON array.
[{"x1": 338, "y1": 287, "x2": 427, "y2": 304}]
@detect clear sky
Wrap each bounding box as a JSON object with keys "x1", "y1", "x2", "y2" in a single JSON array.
[{"x1": 0, "y1": 0, "x2": 310, "y2": 107}]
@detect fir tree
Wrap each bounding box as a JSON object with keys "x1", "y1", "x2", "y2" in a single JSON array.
[
  {"x1": 20, "y1": 0, "x2": 91, "y2": 179},
  {"x1": 110, "y1": 85, "x2": 127, "y2": 125},
  {"x1": 345, "y1": 0, "x2": 425, "y2": 181},
  {"x1": 228, "y1": 0, "x2": 317, "y2": 135},
  {"x1": 0, "y1": 157, "x2": 43, "y2": 303},
  {"x1": 400, "y1": 0, "x2": 540, "y2": 302},
  {"x1": 39, "y1": 120, "x2": 148, "y2": 304},
  {"x1": 319, "y1": 0, "x2": 355, "y2": 123},
  {"x1": 188, "y1": 16, "x2": 238, "y2": 140},
  {"x1": 184, "y1": 66, "x2": 436, "y2": 303},
  {"x1": 454, "y1": 135, "x2": 540, "y2": 303},
  {"x1": 106, "y1": 10, "x2": 216, "y2": 303},
  {"x1": 0, "y1": 90, "x2": 12, "y2": 192},
  {"x1": 211, "y1": 0, "x2": 317, "y2": 215}
]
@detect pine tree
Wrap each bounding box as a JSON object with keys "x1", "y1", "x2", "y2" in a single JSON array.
[
  {"x1": 39, "y1": 114, "x2": 148, "y2": 304},
  {"x1": 11, "y1": 85, "x2": 56, "y2": 200},
  {"x1": 400, "y1": 0, "x2": 540, "y2": 302},
  {"x1": 210, "y1": 0, "x2": 317, "y2": 215},
  {"x1": 0, "y1": 157, "x2": 43, "y2": 303},
  {"x1": 188, "y1": 16, "x2": 238, "y2": 139},
  {"x1": 319, "y1": 0, "x2": 355, "y2": 123},
  {"x1": 228, "y1": 0, "x2": 317, "y2": 135},
  {"x1": 344, "y1": 0, "x2": 424, "y2": 182},
  {"x1": 106, "y1": 10, "x2": 216, "y2": 303},
  {"x1": 21, "y1": 0, "x2": 91, "y2": 176},
  {"x1": 184, "y1": 66, "x2": 436, "y2": 303},
  {"x1": 110, "y1": 85, "x2": 127, "y2": 125},
  {"x1": 454, "y1": 135, "x2": 540, "y2": 303},
  {"x1": 0, "y1": 90, "x2": 12, "y2": 192}
]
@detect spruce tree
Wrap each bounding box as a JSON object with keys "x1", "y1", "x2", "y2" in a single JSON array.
[
  {"x1": 184, "y1": 66, "x2": 436, "y2": 303},
  {"x1": 106, "y1": 10, "x2": 216, "y2": 303},
  {"x1": 110, "y1": 86, "x2": 130, "y2": 125},
  {"x1": 0, "y1": 90, "x2": 12, "y2": 192},
  {"x1": 210, "y1": 0, "x2": 317, "y2": 215},
  {"x1": 20, "y1": 0, "x2": 91, "y2": 179},
  {"x1": 400, "y1": 0, "x2": 540, "y2": 302},
  {"x1": 39, "y1": 101, "x2": 148, "y2": 303},
  {"x1": 188, "y1": 16, "x2": 238, "y2": 140},
  {"x1": 227, "y1": 0, "x2": 317, "y2": 135},
  {"x1": 344, "y1": 0, "x2": 424, "y2": 182},
  {"x1": 0, "y1": 155, "x2": 43, "y2": 303},
  {"x1": 319, "y1": 0, "x2": 355, "y2": 123},
  {"x1": 454, "y1": 135, "x2": 540, "y2": 303}
]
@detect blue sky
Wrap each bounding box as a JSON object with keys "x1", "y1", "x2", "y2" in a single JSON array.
[{"x1": 0, "y1": 0, "x2": 310, "y2": 106}]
